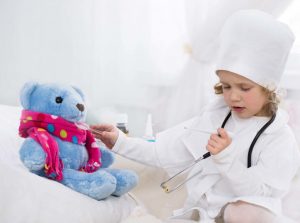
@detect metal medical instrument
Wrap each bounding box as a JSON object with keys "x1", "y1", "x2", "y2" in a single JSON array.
[
  {"x1": 75, "y1": 122, "x2": 104, "y2": 144},
  {"x1": 183, "y1": 127, "x2": 234, "y2": 138},
  {"x1": 160, "y1": 151, "x2": 211, "y2": 193},
  {"x1": 160, "y1": 111, "x2": 276, "y2": 193},
  {"x1": 75, "y1": 122, "x2": 103, "y2": 134}
]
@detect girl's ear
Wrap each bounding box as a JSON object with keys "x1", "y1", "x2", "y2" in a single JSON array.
[
  {"x1": 20, "y1": 81, "x2": 39, "y2": 109},
  {"x1": 72, "y1": 85, "x2": 85, "y2": 101}
]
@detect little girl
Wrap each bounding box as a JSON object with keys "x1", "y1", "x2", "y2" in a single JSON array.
[{"x1": 91, "y1": 10, "x2": 300, "y2": 223}]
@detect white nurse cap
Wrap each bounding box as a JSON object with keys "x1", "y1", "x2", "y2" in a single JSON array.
[{"x1": 215, "y1": 10, "x2": 295, "y2": 89}]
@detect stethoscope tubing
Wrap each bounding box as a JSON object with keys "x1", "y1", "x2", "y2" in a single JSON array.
[{"x1": 161, "y1": 111, "x2": 276, "y2": 193}]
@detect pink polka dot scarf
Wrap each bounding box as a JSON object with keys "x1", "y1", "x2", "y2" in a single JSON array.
[{"x1": 19, "y1": 110, "x2": 102, "y2": 181}]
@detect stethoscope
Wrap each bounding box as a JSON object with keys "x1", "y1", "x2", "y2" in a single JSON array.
[{"x1": 160, "y1": 111, "x2": 276, "y2": 193}]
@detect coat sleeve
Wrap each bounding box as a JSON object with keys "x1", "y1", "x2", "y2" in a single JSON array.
[
  {"x1": 112, "y1": 119, "x2": 197, "y2": 176},
  {"x1": 112, "y1": 131, "x2": 162, "y2": 167},
  {"x1": 211, "y1": 128, "x2": 300, "y2": 197}
]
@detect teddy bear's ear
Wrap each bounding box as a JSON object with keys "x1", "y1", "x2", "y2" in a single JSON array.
[
  {"x1": 72, "y1": 85, "x2": 85, "y2": 101},
  {"x1": 20, "y1": 81, "x2": 39, "y2": 109}
]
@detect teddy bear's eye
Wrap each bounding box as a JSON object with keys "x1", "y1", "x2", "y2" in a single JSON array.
[{"x1": 55, "y1": 96, "x2": 63, "y2": 104}]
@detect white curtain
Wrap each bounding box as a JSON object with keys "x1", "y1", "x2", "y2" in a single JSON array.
[
  {"x1": 279, "y1": 0, "x2": 300, "y2": 145},
  {"x1": 0, "y1": 0, "x2": 188, "y2": 136},
  {"x1": 152, "y1": 0, "x2": 295, "y2": 132},
  {"x1": 0, "y1": 0, "x2": 297, "y2": 137}
]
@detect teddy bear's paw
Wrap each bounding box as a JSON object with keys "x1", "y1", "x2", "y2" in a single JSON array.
[
  {"x1": 62, "y1": 169, "x2": 117, "y2": 200},
  {"x1": 19, "y1": 139, "x2": 46, "y2": 171},
  {"x1": 99, "y1": 147, "x2": 115, "y2": 168},
  {"x1": 104, "y1": 169, "x2": 139, "y2": 197}
]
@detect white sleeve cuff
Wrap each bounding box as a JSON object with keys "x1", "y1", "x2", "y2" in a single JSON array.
[
  {"x1": 111, "y1": 130, "x2": 126, "y2": 153},
  {"x1": 211, "y1": 143, "x2": 237, "y2": 172}
]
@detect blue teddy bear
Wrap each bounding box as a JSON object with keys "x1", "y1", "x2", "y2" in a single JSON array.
[{"x1": 18, "y1": 82, "x2": 138, "y2": 200}]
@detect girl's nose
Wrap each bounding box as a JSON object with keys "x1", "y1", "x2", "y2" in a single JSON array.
[{"x1": 229, "y1": 90, "x2": 241, "y2": 101}]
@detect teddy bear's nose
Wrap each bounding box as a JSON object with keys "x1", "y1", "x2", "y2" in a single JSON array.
[{"x1": 76, "y1": 103, "x2": 85, "y2": 112}]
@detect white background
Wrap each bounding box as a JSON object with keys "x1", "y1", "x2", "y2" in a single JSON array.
[{"x1": 0, "y1": 0, "x2": 299, "y2": 137}]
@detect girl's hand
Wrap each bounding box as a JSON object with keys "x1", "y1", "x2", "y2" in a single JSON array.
[
  {"x1": 206, "y1": 128, "x2": 232, "y2": 155},
  {"x1": 89, "y1": 124, "x2": 119, "y2": 149}
]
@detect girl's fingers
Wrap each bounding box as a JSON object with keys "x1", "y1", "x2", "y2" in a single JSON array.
[
  {"x1": 206, "y1": 144, "x2": 218, "y2": 155},
  {"x1": 210, "y1": 134, "x2": 220, "y2": 141},
  {"x1": 218, "y1": 128, "x2": 229, "y2": 139},
  {"x1": 90, "y1": 124, "x2": 114, "y2": 132},
  {"x1": 208, "y1": 139, "x2": 218, "y2": 148}
]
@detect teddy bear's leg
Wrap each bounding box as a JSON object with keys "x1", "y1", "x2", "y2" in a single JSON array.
[
  {"x1": 61, "y1": 169, "x2": 117, "y2": 200},
  {"x1": 103, "y1": 169, "x2": 138, "y2": 197},
  {"x1": 19, "y1": 138, "x2": 46, "y2": 171}
]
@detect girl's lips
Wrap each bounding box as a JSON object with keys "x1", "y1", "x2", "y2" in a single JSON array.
[{"x1": 232, "y1": 106, "x2": 245, "y2": 113}]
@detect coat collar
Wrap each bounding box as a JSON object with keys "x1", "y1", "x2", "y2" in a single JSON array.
[
  {"x1": 180, "y1": 100, "x2": 289, "y2": 172},
  {"x1": 200, "y1": 97, "x2": 289, "y2": 134},
  {"x1": 263, "y1": 108, "x2": 289, "y2": 134}
]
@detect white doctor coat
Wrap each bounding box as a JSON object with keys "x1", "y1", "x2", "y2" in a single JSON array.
[{"x1": 112, "y1": 98, "x2": 300, "y2": 221}]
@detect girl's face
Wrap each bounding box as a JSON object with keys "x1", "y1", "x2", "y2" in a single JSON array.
[{"x1": 218, "y1": 70, "x2": 268, "y2": 118}]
